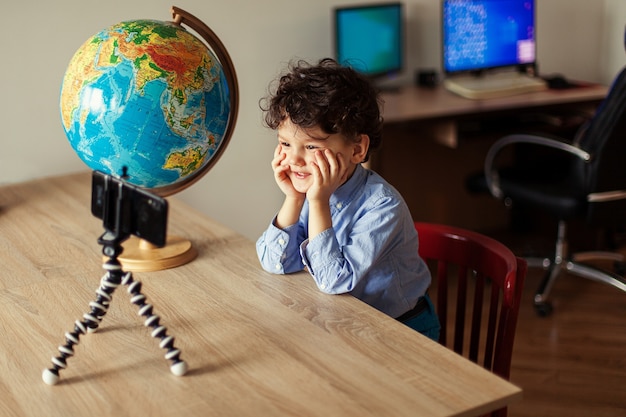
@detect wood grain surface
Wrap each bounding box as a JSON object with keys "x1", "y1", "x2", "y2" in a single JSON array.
[{"x1": 0, "y1": 173, "x2": 521, "y2": 417}]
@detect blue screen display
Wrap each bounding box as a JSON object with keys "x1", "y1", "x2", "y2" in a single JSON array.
[
  {"x1": 335, "y1": 3, "x2": 403, "y2": 78},
  {"x1": 442, "y1": 0, "x2": 536, "y2": 73}
]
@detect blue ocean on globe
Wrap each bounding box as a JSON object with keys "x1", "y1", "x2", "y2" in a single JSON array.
[{"x1": 60, "y1": 19, "x2": 231, "y2": 193}]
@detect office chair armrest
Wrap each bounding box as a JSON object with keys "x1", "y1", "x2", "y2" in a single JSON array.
[
  {"x1": 484, "y1": 134, "x2": 591, "y2": 199},
  {"x1": 588, "y1": 190, "x2": 626, "y2": 202}
]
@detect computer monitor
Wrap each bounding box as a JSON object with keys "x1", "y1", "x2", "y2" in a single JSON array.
[
  {"x1": 334, "y1": 2, "x2": 404, "y2": 80},
  {"x1": 442, "y1": 0, "x2": 537, "y2": 75}
]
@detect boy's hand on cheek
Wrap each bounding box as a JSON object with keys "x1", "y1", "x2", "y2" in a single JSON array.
[
  {"x1": 272, "y1": 145, "x2": 304, "y2": 199},
  {"x1": 307, "y1": 149, "x2": 348, "y2": 202}
]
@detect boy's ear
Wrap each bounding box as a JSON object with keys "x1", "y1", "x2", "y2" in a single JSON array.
[{"x1": 351, "y1": 134, "x2": 370, "y2": 163}]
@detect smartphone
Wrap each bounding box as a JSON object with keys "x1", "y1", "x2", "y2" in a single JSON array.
[{"x1": 91, "y1": 171, "x2": 168, "y2": 247}]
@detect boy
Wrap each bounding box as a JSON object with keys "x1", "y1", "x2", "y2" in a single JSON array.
[{"x1": 256, "y1": 58, "x2": 439, "y2": 341}]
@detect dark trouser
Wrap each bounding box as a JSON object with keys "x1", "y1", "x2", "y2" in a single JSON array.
[{"x1": 397, "y1": 293, "x2": 440, "y2": 342}]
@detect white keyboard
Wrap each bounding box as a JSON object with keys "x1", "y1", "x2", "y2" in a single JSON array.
[{"x1": 444, "y1": 72, "x2": 548, "y2": 99}]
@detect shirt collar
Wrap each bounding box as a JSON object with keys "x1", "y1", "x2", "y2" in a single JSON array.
[{"x1": 330, "y1": 164, "x2": 367, "y2": 209}]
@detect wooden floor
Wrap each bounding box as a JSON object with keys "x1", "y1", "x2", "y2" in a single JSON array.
[{"x1": 493, "y1": 233, "x2": 626, "y2": 417}]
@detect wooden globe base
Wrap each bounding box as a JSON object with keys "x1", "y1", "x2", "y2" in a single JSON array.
[{"x1": 113, "y1": 235, "x2": 198, "y2": 272}]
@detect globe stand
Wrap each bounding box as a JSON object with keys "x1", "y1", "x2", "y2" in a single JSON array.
[
  {"x1": 117, "y1": 235, "x2": 197, "y2": 272},
  {"x1": 42, "y1": 172, "x2": 188, "y2": 385}
]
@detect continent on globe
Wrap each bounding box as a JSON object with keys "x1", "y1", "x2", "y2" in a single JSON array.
[
  {"x1": 164, "y1": 145, "x2": 208, "y2": 176},
  {"x1": 60, "y1": 19, "x2": 232, "y2": 193}
]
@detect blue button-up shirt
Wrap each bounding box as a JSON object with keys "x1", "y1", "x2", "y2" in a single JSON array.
[{"x1": 256, "y1": 164, "x2": 431, "y2": 318}]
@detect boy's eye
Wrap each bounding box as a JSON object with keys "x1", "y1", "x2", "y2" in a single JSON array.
[
  {"x1": 305, "y1": 145, "x2": 319, "y2": 150},
  {"x1": 279, "y1": 141, "x2": 290, "y2": 147}
]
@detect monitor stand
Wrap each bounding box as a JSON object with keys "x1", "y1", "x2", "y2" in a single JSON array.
[
  {"x1": 371, "y1": 74, "x2": 404, "y2": 94},
  {"x1": 376, "y1": 84, "x2": 402, "y2": 94}
]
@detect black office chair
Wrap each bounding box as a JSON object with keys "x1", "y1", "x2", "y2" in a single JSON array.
[{"x1": 477, "y1": 67, "x2": 626, "y2": 316}]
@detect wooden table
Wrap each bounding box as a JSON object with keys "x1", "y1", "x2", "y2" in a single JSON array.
[{"x1": 0, "y1": 173, "x2": 521, "y2": 417}]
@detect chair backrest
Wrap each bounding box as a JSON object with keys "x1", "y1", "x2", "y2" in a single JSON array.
[
  {"x1": 573, "y1": 67, "x2": 626, "y2": 225},
  {"x1": 415, "y1": 222, "x2": 527, "y2": 390}
]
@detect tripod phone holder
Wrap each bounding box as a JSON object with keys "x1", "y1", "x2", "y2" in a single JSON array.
[{"x1": 42, "y1": 171, "x2": 188, "y2": 385}]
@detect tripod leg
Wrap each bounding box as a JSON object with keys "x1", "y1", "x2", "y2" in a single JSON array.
[
  {"x1": 41, "y1": 267, "x2": 120, "y2": 385},
  {"x1": 121, "y1": 271, "x2": 188, "y2": 376},
  {"x1": 85, "y1": 259, "x2": 124, "y2": 331}
]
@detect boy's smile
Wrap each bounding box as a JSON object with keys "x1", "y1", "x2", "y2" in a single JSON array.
[
  {"x1": 287, "y1": 168, "x2": 310, "y2": 192},
  {"x1": 292, "y1": 171, "x2": 310, "y2": 180}
]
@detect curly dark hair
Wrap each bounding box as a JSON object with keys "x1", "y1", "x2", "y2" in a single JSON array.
[{"x1": 260, "y1": 58, "x2": 383, "y2": 162}]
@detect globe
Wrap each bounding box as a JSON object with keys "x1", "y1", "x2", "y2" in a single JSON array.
[
  {"x1": 58, "y1": 7, "x2": 238, "y2": 272},
  {"x1": 60, "y1": 7, "x2": 238, "y2": 196}
]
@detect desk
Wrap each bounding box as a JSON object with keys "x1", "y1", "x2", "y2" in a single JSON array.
[
  {"x1": 380, "y1": 82, "x2": 608, "y2": 147},
  {"x1": 0, "y1": 173, "x2": 521, "y2": 416},
  {"x1": 374, "y1": 84, "x2": 608, "y2": 229},
  {"x1": 382, "y1": 83, "x2": 608, "y2": 122}
]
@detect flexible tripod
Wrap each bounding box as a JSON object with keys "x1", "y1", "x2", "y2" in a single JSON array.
[{"x1": 42, "y1": 172, "x2": 187, "y2": 385}]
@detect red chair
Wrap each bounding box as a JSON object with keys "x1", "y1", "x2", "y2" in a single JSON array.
[{"x1": 415, "y1": 222, "x2": 527, "y2": 417}]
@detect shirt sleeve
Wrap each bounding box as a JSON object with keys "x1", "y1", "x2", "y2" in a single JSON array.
[
  {"x1": 299, "y1": 228, "x2": 343, "y2": 292},
  {"x1": 300, "y1": 195, "x2": 405, "y2": 295},
  {"x1": 256, "y1": 216, "x2": 306, "y2": 274}
]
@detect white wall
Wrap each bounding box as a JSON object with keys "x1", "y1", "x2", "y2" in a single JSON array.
[
  {"x1": 1, "y1": 0, "x2": 624, "y2": 240},
  {"x1": 602, "y1": 0, "x2": 626, "y2": 80}
]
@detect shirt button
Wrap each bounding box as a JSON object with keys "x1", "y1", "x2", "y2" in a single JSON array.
[
  {"x1": 335, "y1": 202, "x2": 343, "y2": 209},
  {"x1": 320, "y1": 283, "x2": 327, "y2": 290},
  {"x1": 275, "y1": 263, "x2": 281, "y2": 271},
  {"x1": 278, "y1": 238, "x2": 286, "y2": 246}
]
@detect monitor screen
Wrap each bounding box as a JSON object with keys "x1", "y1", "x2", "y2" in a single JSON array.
[
  {"x1": 334, "y1": 3, "x2": 404, "y2": 79},
  {"x1": 442, "y1": 0, "x2": 536, "y2": 75}
]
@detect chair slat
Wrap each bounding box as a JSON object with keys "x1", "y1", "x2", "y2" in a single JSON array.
[
  {"x1": 454, "y1": 266, "x2": 468, "y2": 354},
  {"x1": 469, "y1": 271, "x2": 485, "y2": 363}
]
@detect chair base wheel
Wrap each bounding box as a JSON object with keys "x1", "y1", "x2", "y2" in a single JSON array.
[{"x1": 534, "y1": 301, "x2": 553, "y2": 317}]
